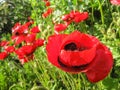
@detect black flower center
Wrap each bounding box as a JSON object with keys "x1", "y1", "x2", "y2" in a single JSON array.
[
  {"x1": 64, "y1": 42, "x2": 86, "y2": 51},
  {"x1": 64, "y1": 43, "x2": 77, "y2": 51}
]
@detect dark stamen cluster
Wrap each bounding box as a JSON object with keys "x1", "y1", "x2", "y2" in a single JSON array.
[{"x1": 64, "y1": 43, "x2": 77, "y2": 51}]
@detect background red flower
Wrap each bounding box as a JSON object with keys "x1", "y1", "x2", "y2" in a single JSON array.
[{"x1": 110, "y1": 0, "x2": 120, "y2": 5}]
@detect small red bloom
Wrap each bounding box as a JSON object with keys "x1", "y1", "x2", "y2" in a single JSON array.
[
  {"x1": 25, "y1": 33, "x2": 36, "y2": 43},
  {"x1": 110, "y1": 0, "x2": 120, "y2": 5},
  {"x1": 0, "y1": 52, "x2": 8, "y2": 60},
  {"x1": 73, "y1": 12, "x2": 88, "y2": 23},
  {"x1": 61, "y1": 11, "x2": 88, "y2": 24},
  {"x1": 19, "y1": 54, "x2": 34, "y2": 64},
  {"x1": 45, "y1": 1, "x2": 50, "y2": 6},
  {"x1": 12, "y1": 22, "x2": 21, "y2": 35},
  {"x1": 47, "y1": 8, "x2": 53, "y2": 14},
  {"x1": 34, "y1": 39, "x2": 44, "y2": 47},
  {"x1": 30, "y1": 26, "x2": 40, "y2": 33},
  {"x1": 62, "y1": 14, "x2": 70, "y2": 21},
  {"x1": 46, "y1": 31, "x2": 113, "y2": 83},
  {"x1": 19, "y1": 24, "x2": 29, "y2": 34},
  {"x1": 54, "y1": 24, "x2": 67, "y2": 32},
  {"x1": 12, "y1": 35, "x2": 25, "y2": 45},
  {"x1": 69, "y1": 10, "x2": 79, "y2": 19},
  {"x1": 15, "y1": 48, "x2": 25, "y2": 58},
  {"x1": 0, "y1": 40, "x2": 9, "y2": 47},
  {"x1": 42, "y1": 8, "x2": 53, "y2": 18},
  {"x1": 12, "y1": 22, "x2": 32, "y2": 35},
  {"x1": 42, "y1": 13, "x2": 48, "y2": 18},
  {"x1": 15, "y1": 45, "x2": 36, "y2": 64},
  {"x1": 16, "y1": 45, "x2": 36, "y2": 56},
  {"x1": 24, "y1": 21, "x2": 33, "y2": 26},
  {"x1": 5, "y1": 46, "x2": 15, "y2": 53}
]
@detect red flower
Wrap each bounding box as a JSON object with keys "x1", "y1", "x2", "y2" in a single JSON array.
[
  {"x1": 15, "y1": 45, "x2": 36, "y2": 64},
  {"x1": 42, "y1": 8, "x2": 53, "y2": 18},
  {"x1": 30, "y1": 26, "x2": 40, "y2": 33},
  {"x1": 33, "y1": 39, "x2": 44, "y2": 47},
  {"x1": 18, "y1": 24, "x2": 29, "y2": 34},
  {"x1": 42, "y1": 13, "x2": 48, "y2": 18},
  {"x1": 54, "y1": 24, "x2": 67, "y2": 32},
  {"x1": 45, "y1": 1, "x2": 50, "y2": 6},
  {"x1": 19, "y1": 54, "x2": 34, "y2": 64},
  {"x1": 25, "y1": 33, "x2": 36, "y2": 43},
  {"x1": 15, "y1": 48, "x2": 25, "y2": 58},
  {"x1": 12, "y1": 35, "x2": 25, "y2": 45},
  {"x1": 46, "y1": 30, "x2": 113, "y2": 83},
  {"x1": 15, "y1": 45, "x2": 36, "y2": 56},
  {"x1": 12, "y1": 22, "x2": 21, "y2": 35},
  {"x1": 62, "y1": 14, "x2": 70, "y2": 21},
  {"x1": 73, "y1": 12, "x2": 88, "y2": 23},
  {"x1": 62, "y1": 11, "x2": 88, "y2": 24},
  {"x1": 110, "y1": 0, "x2": 120, "y2": 5},
  {"x1": 0, "y1": 52, "x2": 8, "y2": 60},
  {"x1": 12, "y1": 22, "x2": 32, "y2": 35},
  {"x1": 5, "y1": 46, "x2": 15, "y2": 53},
  {"x1": 0, "y1": 40, "x2": 9, "y2": 47}
]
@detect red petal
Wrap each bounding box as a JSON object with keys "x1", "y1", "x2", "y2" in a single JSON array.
[
  {"x1": 42, "y1": 8, "x2": 53, "y2": 18},
  {"x1": 73, "y1": 12, "x2": 88, "y2": 23},
  {"x1": 47, "y1": 8, "x2": 53, "y2": 14},
  {"x1": 12, "y1": 35, "x2": 25, "y2": 45},
  {"x1": 69, "y1": 10, "x2": 77, "y2": 19},
  {"x1": 60, "y1": 30, "x2": 98, "y2": 49},
  {"x1": 0, "y1": 40, "x2": 9, "y2": 47},
  {"x1": 79, "y1": 33, "x2": 99, "y2": 48},
  {"x1": 46, "y1": 34, "x2": 67, "y2": 67},
  {"x1": 45, "y1": 1, "x2": 50, "y2": 6},
  {"x1": 59, "y1": 46, "x2": 96, "y2": 67},
  {"x1": 61, "y1": 14, "x2": 70, "y2": 21},
  {"x1": 20, "y1": 45, "x2": 36, "y2": 55},
  {"x1": 0, "y1": 52, "x2": 8, "y2": 60},
  {"x1": 85, "y1": 44, "x2": 113, "y2": 83},
  {"x1": 30, "y1": 26, "x2": 40, "y2": 33},
  {"x1": 34, "y1": 39, "x2": 44, "y2": 47},
  {"x1": 42, "y1": 12, "x2": 48, "y2": 18},
  {"x1": 15, "y1": 45, "x2": 36, "y2": 56},
  {"x1": 12, "y1": 22, "x2": 21, "y2": 35},
  {"x1": 19, "y1": 24, "x2": 29, "y2": 34},
  {"x1": 25, "y1": 33, "x2": 36, "y2": 43},
  {"x1": 5, "y1": 46, "x2": 15, "y2": 53},
  {"x1": 15, "y1": 49, "x2": 25, "y2": 57},
  {"x1": 60, "y1": 31, "x2": 82, "y2": 49},
  {"x1": 54, "y1": 24, "x2": 67, "y2": 32}
]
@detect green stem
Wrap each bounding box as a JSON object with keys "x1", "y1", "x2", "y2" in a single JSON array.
[
  {"x1": 97, "y1": 0, "x2": 104, "y2": 25},
  {"x1": 80, "y1": 74, "x2": 87, "y2": 90},
  {"x1": 90, "y1": 0, "x2": 95, "y2": 23}
]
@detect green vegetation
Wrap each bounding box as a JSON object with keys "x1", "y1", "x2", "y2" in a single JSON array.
[{"x1": 0, "y1": 0, "x2": 120, "y2": 90}]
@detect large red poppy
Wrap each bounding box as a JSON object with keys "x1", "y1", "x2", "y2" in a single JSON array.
[{"x1": 46, "y1": 30, "x2": 113, "y2": 83}]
